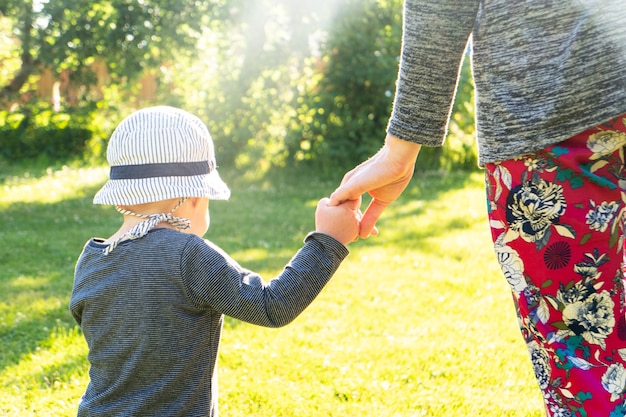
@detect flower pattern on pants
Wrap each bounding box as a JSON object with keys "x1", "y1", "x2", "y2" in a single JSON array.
[{"x1": 485, "y1": 115, "x2": 626, "y2": 417}]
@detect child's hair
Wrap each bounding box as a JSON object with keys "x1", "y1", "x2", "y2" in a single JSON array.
[{"x1": 94, "y1": 106, "x2": 230, "y2": 206}]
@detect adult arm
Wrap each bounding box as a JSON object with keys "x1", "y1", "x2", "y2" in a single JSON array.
[
  {"x1": 330, "y1": 0, "x2": 479, "y2": 237},
  {"x1": 388, "y1": 0, "x2": 479, "y2": 144}
]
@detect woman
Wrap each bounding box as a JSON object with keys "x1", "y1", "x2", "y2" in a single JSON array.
[{"x1": 330, "y1": 1, "x2": 626, "y2": 415}]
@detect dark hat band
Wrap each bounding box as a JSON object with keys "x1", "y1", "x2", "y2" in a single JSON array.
[{"x1": 109, "y1": 161, "x2": 213, "y2": 180}]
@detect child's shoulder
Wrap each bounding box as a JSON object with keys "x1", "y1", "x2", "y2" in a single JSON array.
[{"x1": 177, "y1": 232, "x2": 240, "y2": 269}]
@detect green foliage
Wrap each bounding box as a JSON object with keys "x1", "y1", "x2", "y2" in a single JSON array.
[
  {"x1": 2, "y1": 0, "x2": 478, "y2": 173},
  {"x1": 168, "y1": 0, "x2": 477, "y2": 175},
  {"x1": 0, "y1": 0, "x2": 219, "y2": 100},
  {"x1": 154, "y1": 0, "x2": 347, "y2": 175},
  {"x1": 0, "y1": 16, "x2": 20, "y2": 87},
  {"x1": 0, "y1": 104, "x2": 94, "y2": 160},
  {"x1": 285, "y1": 0, "x2": 402, "y2": 172}
]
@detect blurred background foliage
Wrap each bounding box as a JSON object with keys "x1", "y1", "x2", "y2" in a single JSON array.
[{"x1": 0, "y1": 0, "x2": 477, "y2": 176}]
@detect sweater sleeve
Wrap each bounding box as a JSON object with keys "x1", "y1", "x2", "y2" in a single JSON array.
[
  {"x1": 181, "y1": 232, "x2": 349, "y2": 327},
  {"x1": 387, "y1": 0, "x2": 480, "y2": 146}
]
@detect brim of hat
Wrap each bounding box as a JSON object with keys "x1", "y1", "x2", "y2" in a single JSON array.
[{"x1": 93, "y1": 170, "x2": 230, "y2": 205}]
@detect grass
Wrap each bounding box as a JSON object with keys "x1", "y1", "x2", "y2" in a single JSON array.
[{"x1": 0, "y1": 161, "x2": 546, "y2": 416}]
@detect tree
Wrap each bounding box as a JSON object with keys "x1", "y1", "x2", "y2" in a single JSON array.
[
  {"x1": 285, "y1": 0, "x2": 403, "y2": 170},
  {"x1": 0, "y1": 0, "x2": 222, "y2": 103},
  {"x1": 0, "y1": 0, "x2": 477, "y2": 170},
  {"x1": 156, "y1": 0, "x2": 359, "y2": 171}
]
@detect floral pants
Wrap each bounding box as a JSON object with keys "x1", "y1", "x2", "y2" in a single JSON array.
[{"x1": 485, "y1": 114, "x2": 626, "y2": 417}]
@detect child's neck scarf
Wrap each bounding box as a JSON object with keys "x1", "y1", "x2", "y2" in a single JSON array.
[{"x1": 103, "y1": 197, "x2": 190, "y2": 255}]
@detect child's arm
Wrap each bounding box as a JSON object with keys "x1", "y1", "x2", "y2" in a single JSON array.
[
  {"x1": 183, "y1": 234, "x2": 348, "y2": 327},
  {"x1": 181, "y1": 198, "x2": 359, "y2": 327}
]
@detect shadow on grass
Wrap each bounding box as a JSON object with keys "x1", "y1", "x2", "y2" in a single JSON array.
[
  {"x1": 0, "y1": 157, "x2": 87, "y2": 186},
  {"x1": 0, "y1": 304, "x2": 75, "y2": 372},
  {"x1": 0, "y1": 182, "x2": 109, "y2": 374},
  {"x1": 353, "y1": 170, "x2": 486, "y2": 250}
]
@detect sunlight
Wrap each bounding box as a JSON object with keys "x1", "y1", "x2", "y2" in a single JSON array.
[
  {"x1": 235, "y1": 0, "x2": 351, "y2": 58},
  {"x1": 0, "y1": 166, "x2": 107, "y2": 206},
  {"x1": 0, "y1": 326, "x2": 88, "y2": 416}
]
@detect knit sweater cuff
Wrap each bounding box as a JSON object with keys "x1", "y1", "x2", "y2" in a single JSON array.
[{"x1": 304, "y1": 232, "x2": 349, "y2": 260}]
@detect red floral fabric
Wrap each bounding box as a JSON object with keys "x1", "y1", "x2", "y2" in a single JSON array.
[{"x1": 485, "y1": 115, "x2": 626, "y2": 417}]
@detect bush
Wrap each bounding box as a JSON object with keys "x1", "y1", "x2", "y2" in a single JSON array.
[
  {"x1": 284, "y1": 0, "x2": 402, "y2": 173},
  {"x1": 0, "y1": 105, "x2": 94, "y2": 160},
  {"x1": 283, "y1": 0, "x2": 477, "y2": 174}
]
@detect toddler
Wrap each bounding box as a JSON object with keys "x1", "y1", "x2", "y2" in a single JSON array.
[{"x1": 70, "y1": 106, "x2": 359, "y2": 416}]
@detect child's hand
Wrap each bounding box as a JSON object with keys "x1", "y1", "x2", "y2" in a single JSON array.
[{"x1": 315, "y1": 197, "x2": 361, "y2": 245}]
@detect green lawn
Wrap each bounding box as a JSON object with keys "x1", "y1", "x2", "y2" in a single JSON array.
[{"x1": 0, "y1": 163, "x2": 545, "y2": 416}]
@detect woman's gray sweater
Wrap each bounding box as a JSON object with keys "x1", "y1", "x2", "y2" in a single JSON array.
[{"x1": 387, "y1": 0, "x2": 626, "y2": 165}]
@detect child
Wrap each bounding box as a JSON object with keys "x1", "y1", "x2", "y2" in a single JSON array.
[{"x1": 70, "y1": 106, "x2": 359, "y2": 417}]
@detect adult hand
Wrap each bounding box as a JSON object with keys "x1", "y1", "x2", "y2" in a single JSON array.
[{"x1": 329, "y1": 135, "x2": 421, "y2": 238}]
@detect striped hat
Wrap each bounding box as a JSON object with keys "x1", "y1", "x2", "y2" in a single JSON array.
[{"x1": 94, "y1": 106, "x2": 230, "y2": 205}]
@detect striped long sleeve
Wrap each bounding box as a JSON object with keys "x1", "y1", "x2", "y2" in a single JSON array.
[{"x1": 70, "y1": 228, "x2": 348, "y2": 417}]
